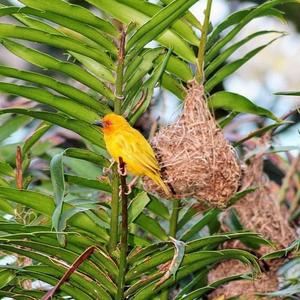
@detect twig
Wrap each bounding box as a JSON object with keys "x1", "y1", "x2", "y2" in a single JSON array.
[
  {"x1": 116, "y1": 157, "x2": 129, "y2": 300},
  {"x1": 16, "y1": 145, "x2": 23, "y2": 190},
  {"x1": 131, "y1": 90, "x2": 148, "y2": 115},
  {"x1": 41, "y1": 246, "x2": 95, "y2": 300},
  {"x1": 15, "y1": 145, "x2": 26, "y2": 223},
  {"x1": 271, "y1": 106, "x2": 300, "y2": 136},
  {"x1": 280, "y1": 106, "x2": 300, "y2": 121}
]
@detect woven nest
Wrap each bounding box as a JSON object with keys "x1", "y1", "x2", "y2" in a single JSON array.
[
  {"x1": 143, "y1": 82, "x2": 241, "y2": 208},
  {"x1": 208, "y1": 139, "x2": 297, "y2": 299},
  {"x1": 208, "y1": 260, "x2": 279, "y2": 300},
  {"x1": 221, "y1": 142, "x2": 296, "y2": 256}
]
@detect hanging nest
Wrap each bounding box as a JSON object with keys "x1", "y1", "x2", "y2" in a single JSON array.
[
  {"x1": 208, "y1": 260, "x2": 279, "y2": 300},
  {"x1": 221, "y1": 140, "x2": 297, "y2": 256},
  {"x1": 208, "y1": 138, "x2": 297, "y2": 299},
  {"x1": 143, "y1": 82, "x2": 241, "y2": 208}
]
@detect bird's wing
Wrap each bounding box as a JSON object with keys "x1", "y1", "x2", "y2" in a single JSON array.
[{"x1": 117, "y1": 129, "x2": 160, "y2": 175}]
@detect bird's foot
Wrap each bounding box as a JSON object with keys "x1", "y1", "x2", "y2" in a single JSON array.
[
  {"x1": 117, "y1": 163, "x2": 127, "y2": 176},
  {"x1": 119, "y1": 187, "x2": 132, "y2": 196},
  {"x1": 119, "y1": 186, "x2": 128, "y2": 197},
  {"x1": 125, "y1": 188, "x2": 131, "y2": 195},
  {"x1": 125, "y1": 176, "x2": 139, "y2": 195},
  {"x1": 119, "y1": 185, "x2": 132, "y2": 197}
]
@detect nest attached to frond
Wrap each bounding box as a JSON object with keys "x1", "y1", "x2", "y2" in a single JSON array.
[
  {"x1": 143, "y1": 82, "x2": 241, "y2": 208},
  {"x1": 208, "y1": 260, "x2": 279, "y2": 300},
  {"x1": 208, "y1": 139, "x2": 297, "y2": 300},
  {"x1": 221, "y1": 142, "x2": 296, "y2": 256}
]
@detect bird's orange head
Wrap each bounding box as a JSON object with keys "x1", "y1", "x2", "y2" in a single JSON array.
[{"x1": 93, "y1": 113, "x2": 129, "y2": 134}]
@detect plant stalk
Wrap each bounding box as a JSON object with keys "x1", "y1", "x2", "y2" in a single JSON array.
[
  {"x1": 161, "y1": 199, "x2": 181, "y2": 299},
  {"x1": 108, "y1": 28, "x2": 126, "y2": 253},
  {"x1": 196, "y1": 0, "x2": 213, "y2": 84},
  {"x1": 114, "y1": 27, "x2": 126, "y2": 113},
  {"x1": 116, "y1": 157, "x2": 128, "y2": 300},
  {"x1": 170, "y1": 199, "x2": 181, "y2": 238},
  {"x1": 109, "y1": 164, "x2": 120, "y2": 253},
  {"x1": 15, "y1": 146, "x2": 25, "y2": 223}
]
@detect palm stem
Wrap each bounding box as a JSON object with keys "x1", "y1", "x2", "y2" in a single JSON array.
[
  {"x1": 109, "y1": 165, "x2": 120, "y2": 253},
  {"x1": 116, "y1": 157, "x2": 128, "y2": 300},
  {"x1": 170, "y1": 200, "x2": 181, "y2": 238},
  {"x1": 196, "y1": 0, "x2": 213, "y2": 83},
  {"x1": 114, "y1": 27, "x2": 126, "y2": 113},
  {"x1": 108, "y1": 28, "x2": 126, "y2": 253}
]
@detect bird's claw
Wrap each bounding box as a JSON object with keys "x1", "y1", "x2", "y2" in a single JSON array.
[
  {"x1": 125, "y1": 177, "x2": 138, "y2": 195},
  {"x1": 125, "y1": 184, "x2": 132, "y2": 195},
  {"x1": 119, "y1": 185, "x2": 132, "y2": 196},
  {"x1": 118, "y1": 163, "x2": 127, "y2": 176}
]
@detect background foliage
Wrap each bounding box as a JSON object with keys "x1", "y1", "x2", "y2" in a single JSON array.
[{"x1": 0, "y1": 0, "x2": 299, "y2": 299}]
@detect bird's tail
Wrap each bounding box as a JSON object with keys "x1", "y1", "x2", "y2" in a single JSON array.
[{"x1": 152, "y1": 175, "x2": 171, "y2": 197}]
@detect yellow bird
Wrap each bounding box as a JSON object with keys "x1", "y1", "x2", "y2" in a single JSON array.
[{"x1": 94, "y1": 113, "x2": 170, "y2": 196}]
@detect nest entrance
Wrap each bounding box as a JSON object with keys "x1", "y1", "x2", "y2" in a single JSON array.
[{"x1": 144, "y1": 82, "x2": 241, "y2": 208}]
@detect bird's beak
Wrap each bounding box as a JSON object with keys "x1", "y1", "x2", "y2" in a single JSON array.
[{"x1": 93, "y1": 120, "x2": 103, "y2": 127}]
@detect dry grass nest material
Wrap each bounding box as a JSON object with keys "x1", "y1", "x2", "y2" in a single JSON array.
[
  {"x1": 209, "y1": 141, "x2": 297, "y2": 300},
  {"x1": 208, "y1": 260, "x2": 279, "y2": 300},
  {"x1": 143, "y1": 82, "x2": 241, "y2": 208},
  {"x1": 221, "y1": 147, "x2": 296, "y2": 255}
]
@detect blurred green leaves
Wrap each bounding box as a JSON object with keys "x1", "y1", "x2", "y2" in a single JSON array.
[{"x1": 0, "y1": 0, "x2": 298, "y2": 299}]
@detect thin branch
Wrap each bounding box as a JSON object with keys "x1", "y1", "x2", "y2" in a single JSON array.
[
  {"x1": 280, "y1": 106, "x2": 300, "y2": 121},
  {"x1": 16, "y1": 145, "x2": 23, "y2": 189},
  {"x1": 271, "y1": 106, "x2": 300, "y2": 136},
  {"x1": 15, "y1": 145, "x2": 26, "y2": 224},
  {"x1": 41, "y1": 246, "x2": 95, "y2": 300},
  {"x1": 116, "y1": 157, "x2": 129, "y2": 300},
  {"x1": 131, "y1": 90, "x2": 148, "y2": 115}
]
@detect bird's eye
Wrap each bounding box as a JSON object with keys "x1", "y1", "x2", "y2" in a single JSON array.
[{"x1": 104, "y1": 120, "x2": 112, "y2": 127}]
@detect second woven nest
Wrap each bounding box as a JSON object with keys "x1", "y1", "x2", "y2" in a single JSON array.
[
  {"x1": 143, "y1": 82, "x2": 241, "y2": 208},
  {"x1": 208, "y1": 140, "x2": 297, "y2": 299}
]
